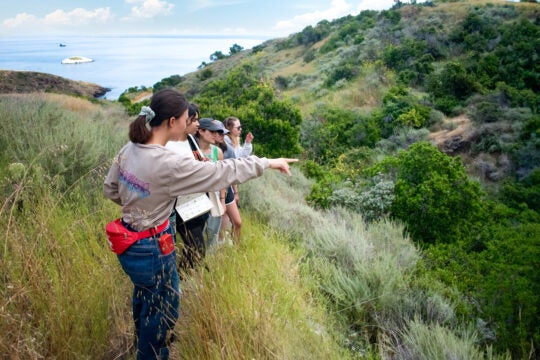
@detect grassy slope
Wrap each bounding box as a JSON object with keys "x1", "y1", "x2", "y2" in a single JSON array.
[{"x1": 0, "y1": 93, "x2": 350, "y2": 359}]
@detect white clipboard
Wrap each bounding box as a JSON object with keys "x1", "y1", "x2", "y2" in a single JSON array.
[{"x1": 175, "y1": 193, "x2": 213, "y2": 221}]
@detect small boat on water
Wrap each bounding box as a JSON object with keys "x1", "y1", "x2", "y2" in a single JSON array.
[
  {"x1": 61, "y1": 56, "x2": 94, "y2": 64},
  {"x1": 59, "y1": 43, "x2": 66, "y2": 47}
]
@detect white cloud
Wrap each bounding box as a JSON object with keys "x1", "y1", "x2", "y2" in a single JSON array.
[
  {"x1": 128, "y1": 0, "x2": 175, "y2": 19},
  {"x1": 3, "y1": 13, "x2": 37, "y2": 27},
  {"x1": 2, "y1": 7, "x2": 112, "y2": 34},
  {"x1": 274, "y1": 0, "x2": 352, "y2": 33},
  {"x1": 43, "y1": 8, "x2": 112, "y2": 26}
]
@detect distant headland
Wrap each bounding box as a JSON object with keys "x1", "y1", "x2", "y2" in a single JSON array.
[{"x1": 0, "y1": 70, "x2": 109, "y2": 98}]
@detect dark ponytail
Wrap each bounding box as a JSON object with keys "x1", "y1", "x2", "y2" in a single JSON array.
[{"x1": 129, "y1": 89, "x2": 189, "y2": 144}]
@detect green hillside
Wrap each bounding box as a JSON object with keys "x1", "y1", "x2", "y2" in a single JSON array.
[
  {"x1": 1, "y1": 0, "x2": 539, "y2": 358},
  {"x1": 121, "y1": 0, "x2": 538, "y2": 357},
  {"x1": 125, "y1": 0, "x2": 538, "y2": 185}
]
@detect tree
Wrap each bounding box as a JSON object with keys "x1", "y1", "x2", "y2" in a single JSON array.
[
  {"x1": 210, "y1": 50, "x2": 226, "y2": 61},
  {"x1": 193, "y1": 65, "x2": 302, "y2": 158},
  {"x1": 368, "y1": 142, "x2": 484, "y2": 245},
  {"x1": 229, "y1": 43, "x2": 244, "y2": 55},
  {"x1": 426, "y1": 62, "x2": 479, "y2": 114}
]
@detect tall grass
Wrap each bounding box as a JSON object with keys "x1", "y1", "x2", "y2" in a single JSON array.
[
  {"x1": 175, "y1": 218, "x2": 349, "y2": 359},
  {"x1": 396, "y1": 319, "x2": 510, "y2": 360},
  {"x1": 0, "y1": 94, "x2": 133, "y2": 358},
  {"x1": 0, "y1": 93, "x2": 350, "y2": 359},
  {"x1": 241, "y1": 170, "x2": 508, "y2": 359}
]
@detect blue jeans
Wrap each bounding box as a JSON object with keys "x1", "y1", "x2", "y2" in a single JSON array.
[
  {"x1": 206, "y1": 215, "x2": 222, "y2": 249},
  {"x1": 118, "y1": 225, "x2": 180, "y2": 360}
]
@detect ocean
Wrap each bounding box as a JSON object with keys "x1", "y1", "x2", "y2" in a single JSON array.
[{"x1": 0, "y1": 35, "x2": 269, "y2": 100}]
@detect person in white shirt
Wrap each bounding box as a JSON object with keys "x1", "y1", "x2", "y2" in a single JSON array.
[
  {"x1": 224, "y1": 116, "x2": 253, "y2": 208},
  {"x1": 224, "y1": 116, "x2": 253, "y2": 158},
  {"x1": 165, "y1": 103, "x2": 211, "y2": 272}
]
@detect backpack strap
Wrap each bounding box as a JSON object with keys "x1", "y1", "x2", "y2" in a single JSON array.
[{"x1": 187, "y1": 134, "x2": 204, "y2": 161}]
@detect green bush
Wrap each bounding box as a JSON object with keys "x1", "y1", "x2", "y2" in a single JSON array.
[
  {"x1": 306, "y1": 178, "x2": 334, "y2": 209},
  {"x1": 153, "y1": 74, "x2": 184, "y2": 92},
  {"x1": 274, "y1": 75, "x2": 290, "y2": 90},
  {"x1": 229, "y1": 43, "x2": 243, "y2": 55},
  {"x1": 367, "y1": 142, "x2": 485, "y2": 245},
  {"x1": 356, "y1": 174, "x2": 395, "y2": 222},
  {"x1": 194, "y1": 64, "x2": 302, "y2": 158},
  {"x1": 301, "y1": 106, "x2": 378, "y2": 165},
  {"x1": 325, "y1": 64, "x2": 357, "y2": 87},
  {"x1": 303, "y1": 49, "x2": 316, "y2": 63},
  {"x1": 295, "y1": 24, "x2": 328, "y2": 46},
  {"x1": 426, "y1": 213, "x2": 540, "y2": 358},
  {"x1": 376, "y1": 86, "x2": 431, "y2": 137},
  {"x1": 319, "y1": 36, "x2": 342, "y2": 54},
  {"x1": 300, "y1": 159, "x2": 326, "y2": 181},
  {"x1": 499, "y1": 169, "x2": 540, "y2": 212},
  {"x1": 427, "y1": 62, "x2": 478, "y2": 102},
  {"x1": 197, "y1": 68, "x2": 213, "y2": 81},
  {"x1": 468, "y1": 101, "x2": 503, "y2": 124}
]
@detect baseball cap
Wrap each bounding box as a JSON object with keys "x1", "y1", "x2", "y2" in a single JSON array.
[
  {"x1": 198, "y1": 118, "x2": 221, "y2": 132},
  {"x1": 213, "y1": 120, "x2": 230, "y2": 134}
]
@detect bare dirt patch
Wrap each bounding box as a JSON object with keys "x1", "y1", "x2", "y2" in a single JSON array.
[
  {"x1": 430, "y1": 114, "x2": 472, "y2": 147},
  {"x1": 132, "y1": 90, "x2": 153, "y2": 103}
]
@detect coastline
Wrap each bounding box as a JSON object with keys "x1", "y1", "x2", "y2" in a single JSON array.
[{"x1": 0, "y1": 35, "x2": 269, "y2": 99}]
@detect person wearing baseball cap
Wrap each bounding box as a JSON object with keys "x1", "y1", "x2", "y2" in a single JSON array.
[
  {"x1": 198, "y1": 117, "x2": 222, "y2": 132},
  {"x1": 195, "y1": 118, "x2": 227, "y2": 250}
]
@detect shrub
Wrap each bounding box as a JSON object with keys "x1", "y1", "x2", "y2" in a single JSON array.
[
  {"x1": 229, "y1": 43, "x2": 244, "y2": 55},
  {"x1": 303, "y1": 49, "x2": 316, "y2": 63},
  {"x1": 325, "y1": 64, "x2": 357, "y2": 87},
  {"x1": 319, "y1": 36, "x2": 342, "y2": 54},
  {"x1": 295, "y1": 25, "x2": 325, "y2": 46},
  {"x1": 468, "y1": 101, "x2": 503, "y2": 124},
  {"x1": 194, "y1": 64, "x2": 302, "y2": 158},
  {"x1": 499, "y1": 169, "x2": 540, "y2": 212},
  {"x1": 153, "y1": 74, "x2": 184, "y2": 92},
  {"x1": 251, "y1": 43, "x2": 266, "y2": 54},
  {"x1": 301, "y1": 106, "x2": 377, "y2": 165},
  {"x1": 306, "y1": 178, "x2": 334, "y2": 209},
  {"x1": 357, "y1": 174, "x2": 395, "y2": 222},
  {"x1": 274, "y1": 75, "x2": 290, "y2": 90},
  {"x1": 368, "y1": 142, "x2": 485, "y2": 245},
  {"x1": 377, "y1": 86, "x2": 431, "y2": 137},
  {"x1": 197, "y1": 68, "x2": 213, "y2": 81}
]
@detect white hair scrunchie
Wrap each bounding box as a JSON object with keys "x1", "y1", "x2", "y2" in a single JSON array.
[{"x1": 139, "y1": 106, "x2": 155, "y2": 124}]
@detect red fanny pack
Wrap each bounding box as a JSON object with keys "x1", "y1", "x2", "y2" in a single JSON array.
[{"x1": 105, "y1": 219, "x2": 169, "y2": 255}]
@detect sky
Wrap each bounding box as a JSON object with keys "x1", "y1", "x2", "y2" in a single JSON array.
[{"x1": 0, "y1": 0, "x2": 428, "y2": 39}]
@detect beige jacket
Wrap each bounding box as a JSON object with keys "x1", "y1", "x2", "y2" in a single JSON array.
[{"x1": 104, "y1": 142, "x2": 268, "y2": 231}]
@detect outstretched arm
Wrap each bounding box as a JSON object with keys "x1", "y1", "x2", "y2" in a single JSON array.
[{"x1": 268, "y1": 158, "x2": 298, "y2": 176}]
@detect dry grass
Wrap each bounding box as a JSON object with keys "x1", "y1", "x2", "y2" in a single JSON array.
[
  {"x1": 429, "y1": 114, "x2": 472, "y2": 147},
  {"x1": 173, "y1": 216, "x2": 348, "y2": 360}
]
